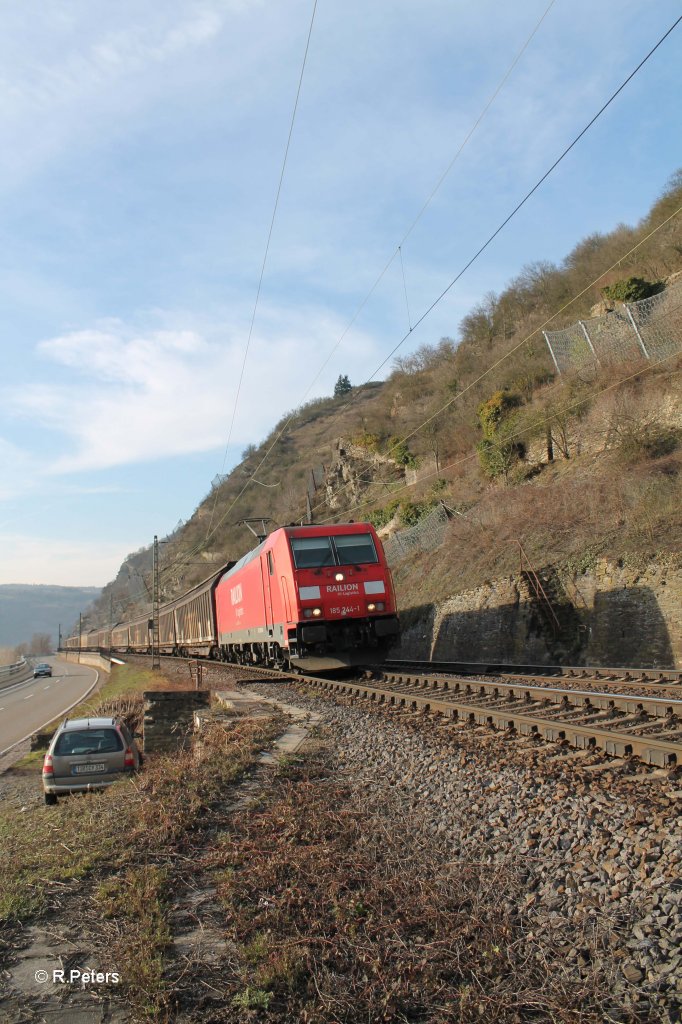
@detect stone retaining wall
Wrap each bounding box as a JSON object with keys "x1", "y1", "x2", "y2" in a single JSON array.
[
  {"x1": 398, "y1": 557, "x2": 682, "y2": 668},
  {"x1": 143, "y1": 690, "x2": 210, "y2": 754}
]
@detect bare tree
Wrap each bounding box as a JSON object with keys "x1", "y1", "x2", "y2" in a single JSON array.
[{"x1": 29, "y1": 633, "x2": 53, "y2": 655}]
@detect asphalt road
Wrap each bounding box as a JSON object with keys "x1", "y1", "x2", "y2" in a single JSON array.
[{"x1": 0, "y1": 658, "x2": 99, "y2": 756}]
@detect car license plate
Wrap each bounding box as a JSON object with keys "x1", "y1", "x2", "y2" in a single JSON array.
[{"x1": 72, "y1": 763, "x2": 106, "y2": 774}]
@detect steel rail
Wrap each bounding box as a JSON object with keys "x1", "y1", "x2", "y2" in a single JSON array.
[
  {"x1": 383, "y1": 658, "x2": 682, "y2": 685},
  {"x1": 192, "y1": 658, "x2": 682, "y2": 767},
  {"x1": 378, "y1": 673, "x2": 682, "y2": 719},
  {"x1": 300, "y1": 675, "x2": 681, "y2": 767},
  {"x1": 104, "y1": 653, "x2": 682, "y2": 766}
]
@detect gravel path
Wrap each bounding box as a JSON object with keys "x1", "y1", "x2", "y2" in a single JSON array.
[{"x1": 246, "y1": 680, "x2": 682, "y2": 1023}]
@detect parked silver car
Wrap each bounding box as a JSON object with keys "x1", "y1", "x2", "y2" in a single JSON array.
[{"x1": 42, "y1": 717, "x2": 142, "y2": 805}]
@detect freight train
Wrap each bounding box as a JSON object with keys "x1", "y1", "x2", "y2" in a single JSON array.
[{"x1": 65, "y1": 523, "x2": 399, "y2": 672}]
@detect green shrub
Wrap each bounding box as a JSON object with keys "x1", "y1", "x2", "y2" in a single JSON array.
[
  {"x1": 398, "y1": 500, "x2": 438, "y2": 527},
  {"x1": 351, "y1": 430, "x2": 381, "y2": 453},
  {"x1": 601, "y1": 277, "x2": 663, "y2": 304},
  {"x1": 368, "y1": 500, "x2": 401, "y2": 530},
  {"x1": 477, "y1": 437, "x2": 526, "y2": 481},
  {"x1": 476, "y1": 390, "x2": 525, "y2": 479},
  {"x1": 477, "y1": 391, "x2": 521, "y2": 440},
  {"x1": 386, "y1": 436, "x2": 417, "y2": 466},
  {"x1": 369, "y1": 498, "x2": 438, "y2": 529}
]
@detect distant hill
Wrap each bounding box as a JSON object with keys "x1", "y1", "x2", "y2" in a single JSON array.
[{"x1": 0, "y1": 585, "x2": 101, "y2": 649}]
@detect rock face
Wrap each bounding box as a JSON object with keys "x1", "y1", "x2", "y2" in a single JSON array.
[
  {"x1": 247, "y1": 680, "x2": 682, "y2": 1023},
  {"x1": 397, "y1": 557, "x2": 682, "y2": 668},
  {"x1": 322, "y1": 438, "x2": 403, "y2": 511}
]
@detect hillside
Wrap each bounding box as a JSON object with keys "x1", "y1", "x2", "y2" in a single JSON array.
[
  {"x1": 86, "y1": 170, "x2": 682, "y2": 638},
  {"x1": 0, "y1": 585, "x2": 101, "y2": 649}
]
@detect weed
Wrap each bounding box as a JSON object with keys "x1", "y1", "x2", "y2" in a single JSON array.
[
  {"x1": 242, "y1": 932, "x2": 270, "y2": 964},
  {"x1": 255, "y1": 948, "x2": 308, "y2": 994},
  {"x1": 274, "y1": 753, "x2": 302, "y2": 776},
  {"x1": 232, "y1": 986, "x2": 272, "y2": 1010}
]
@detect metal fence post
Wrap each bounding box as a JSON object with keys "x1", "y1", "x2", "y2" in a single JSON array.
[
  {"x1": 543, "y1": 331, "x2": 561, "y2": 375},
  {"x1": 624, "y1": 304, "x2": 650, "y2": 360},
  {"x1": 578, "y1": 320, "x2": 599, "y2": 364}
]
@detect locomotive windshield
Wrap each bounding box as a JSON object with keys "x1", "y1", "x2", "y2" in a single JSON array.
[
  {"x1": 290, "y1": 533, "x2": 378, "y2": 568},
  {"x1": 291, "y1": 536, "x2": 336, "y2": 568},
  {"x1": 334, "y1": 533, "x2": 378, "y2": 565}
]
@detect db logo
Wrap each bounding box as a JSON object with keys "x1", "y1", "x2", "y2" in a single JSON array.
[{"x1": 230, "y1": 584, "x2": 243, "y2": 606}]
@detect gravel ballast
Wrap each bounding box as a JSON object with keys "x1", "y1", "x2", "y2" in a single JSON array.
[{"x1": 246, "y1": 679, "x2": 682, "y2": 1023}]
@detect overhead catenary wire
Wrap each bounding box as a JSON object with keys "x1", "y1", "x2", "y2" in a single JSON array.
[
  {"x1": 203, "y1": 0, "x2": 319, "y2": 542},
  {"x1": 162, "y1": 193, "x2": 680, "y2": 587},
  {"x1": 166, "y1": 196, "x2": 680, "y2": 564},
  {"x1": 161, "y1": 10, "x2": 680, "y2": 585},
  {"x1": 283, "y1": 0, "x2": 559, "y2": 399},
  {"x1": 265, "y1": 7, "x2": 682, "y2": 532},
  {"x1": 320, "y1": 12, "x2": 682, "y2": 426},
  {"x1": 318, "y1": 345, "x2": 682, "y2": 526},
  {"x1": 184, "y1": 1, "x2": 560, "y2": 557},
  {"x1": 398, "y1": 246, "x2": 412, "y2": 333},
  {"x1": 156, "y1": 324, "x2": 682, "y2": 596},
  {"x1": 303, "y1": 201, "x2": 682, "y2": 520}
]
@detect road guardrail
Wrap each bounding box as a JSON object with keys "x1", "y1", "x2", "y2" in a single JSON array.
[
  {"x1": 0, "y1": 657, "x2": 27, "y2": 679},
  {"x1": 0, "y1": 657, "x2": 31, "y2": 692}
]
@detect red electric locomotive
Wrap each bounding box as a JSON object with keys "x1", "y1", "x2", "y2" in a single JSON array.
[{"x1": 214, "y1": 523, "x2": 399, "y2": 671}]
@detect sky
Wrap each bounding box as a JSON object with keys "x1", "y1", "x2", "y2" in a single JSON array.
[{"x1": 0, "y1": 0, "x2": 680, "y2": 586}]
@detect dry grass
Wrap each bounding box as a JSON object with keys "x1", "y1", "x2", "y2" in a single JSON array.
[
  {"x1": 0, "y1": 695, "x2": 650, "y2": 1022},
  {"x1": 0, "y1": 646, "x2": 18, "y2": 667},
  {"x1": 0, "y1": 699, "x2": 279, "y2": 919},
  {"x1": 191, "y1": 757, "x2": 631, "y2": 1024}
]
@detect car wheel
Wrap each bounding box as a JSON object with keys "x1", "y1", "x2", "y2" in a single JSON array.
[{"x1": 44, "y1": 792, "x2": 57, "y2": 806}]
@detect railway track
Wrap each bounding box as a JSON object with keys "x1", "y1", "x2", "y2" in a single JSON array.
[
  {"x1": 87, "y1": 651, "x2": 682, "y2": 768},
  {"x1": 384, "y1": 658, "x2": 682, "y2": 688},
  {"x1": 227, "y1": 661, "x2": 682, "y2": 768},
  {"x1": 281, "y1": 669, "x2": 682, "y2": 768},
  {"x1": 210, "y1": 660, "x2": 682, "y2": 768}
]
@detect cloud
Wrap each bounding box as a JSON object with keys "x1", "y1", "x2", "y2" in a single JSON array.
[
  {"x1": 0, "y1": 3, "x2": 236, "y2": 111},
  {"x1": 0, "y1": 438, "x2": 39, "y2": 503},
  {"x1": 0, "y1": 1, "x2": 260, "y2": 188},
  {"x1": 5, "y1": 309, "x2": 380, "y2": 476},
  {"x1": 0, "y1": 532, "x2": 137, "y2": 586}
]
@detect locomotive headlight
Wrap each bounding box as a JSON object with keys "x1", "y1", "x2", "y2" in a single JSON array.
[
  {"x1": 303, "y1": 609, "x2": 313, "y2": 618},
  {"x1": 367, "y1": 602, "x2": 376, "y2": 611},
  {"x1": 312, "y1": 607, "x2": 322, "y2": 617},
  {"x1": 335, "y1": 572, "x2": 345, "y2": 581},
  {"x1": 376, "y1": 602, "x2": 385, "y2": 611}
]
